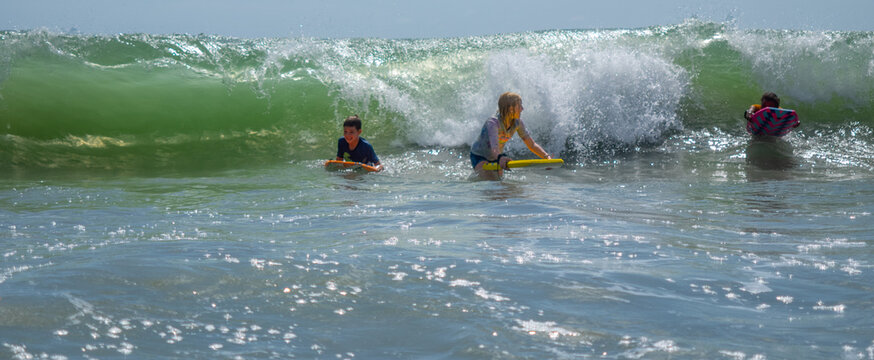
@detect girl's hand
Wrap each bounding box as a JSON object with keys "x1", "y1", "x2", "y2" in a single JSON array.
[
  {"x1": 744, "y1": 106, "x2": 757, "y2": 121},
  {"x1": 499, "y1": 156, "x2": 512, "y2": 170}
]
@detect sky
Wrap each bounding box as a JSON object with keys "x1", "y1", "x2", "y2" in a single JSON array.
[{"x1": 2, "y1": 0, "x2": 873, "y2": 38}]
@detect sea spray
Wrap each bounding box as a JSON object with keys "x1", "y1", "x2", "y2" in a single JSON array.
[{"x1": 1, "y1": 20, "x2": 873, "y2": 172}]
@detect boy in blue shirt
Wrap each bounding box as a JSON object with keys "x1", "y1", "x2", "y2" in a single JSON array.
[{"x1": 336, "y1": 115, "x2": 382, "y2": 171}]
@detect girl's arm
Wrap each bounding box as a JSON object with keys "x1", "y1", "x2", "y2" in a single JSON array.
[
  {"x1": 523, "y1": 137, "x2": 551, "y2": 159},
  {"x1": 486, "y1": 119, "x2": 502, "y2": 160},
  {"x1": 515, "y1": 119, "x2": 550, "y2": 159}
]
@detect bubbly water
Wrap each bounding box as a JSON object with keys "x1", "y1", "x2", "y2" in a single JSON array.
[{"x1": 1, "y1": 20, "x2": 873, "y2": 359}]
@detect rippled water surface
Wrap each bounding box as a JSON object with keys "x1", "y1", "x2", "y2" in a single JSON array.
[
  {"x1": 2, "y1": 21, "x2": 874, "y2": 359},
  {"x1": 2, "y1": 146, "x2": 872, "y2": 359}
]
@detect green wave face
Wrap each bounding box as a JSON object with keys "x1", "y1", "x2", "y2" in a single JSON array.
[{"x1": 2, "y1": 21, "x2": 873, "y2": 173}]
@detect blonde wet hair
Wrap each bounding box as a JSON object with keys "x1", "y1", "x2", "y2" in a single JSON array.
[{"x1": 497, "y1": 92, "x2": 522, "y2": 122}]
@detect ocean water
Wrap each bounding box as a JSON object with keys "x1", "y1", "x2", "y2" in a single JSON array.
[{"x1": 1, "y1": 20, "x2": 873, "y2": 359}]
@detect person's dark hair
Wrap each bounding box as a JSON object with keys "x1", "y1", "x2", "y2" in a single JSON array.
[
  {"x1": 761, "y1": 92, "x2": 780, "y2": 108},
  {"x1": 343, "y1": 115, "x2": 362, "y2": 130}
]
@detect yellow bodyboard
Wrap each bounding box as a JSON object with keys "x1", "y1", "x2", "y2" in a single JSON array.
[{"x1": 481, "y1": 158, "x2": 564, "y2": 171}]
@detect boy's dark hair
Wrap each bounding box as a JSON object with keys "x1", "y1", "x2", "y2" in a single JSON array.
[
  {"x1": 343, "y1": 115, "x2": 362, "y2": 130},
  {"x1": 761, "y1": 92, "x2": 780, "y2": 107}
]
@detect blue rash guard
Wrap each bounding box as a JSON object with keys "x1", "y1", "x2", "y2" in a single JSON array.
[{"x1": 337, "y1": 137, "x2": 380, "y2": 165}]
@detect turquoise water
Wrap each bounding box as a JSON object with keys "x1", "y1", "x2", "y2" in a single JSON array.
[{"x1": 2, "y1": 20, "x2": 874, "y2": 359}]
